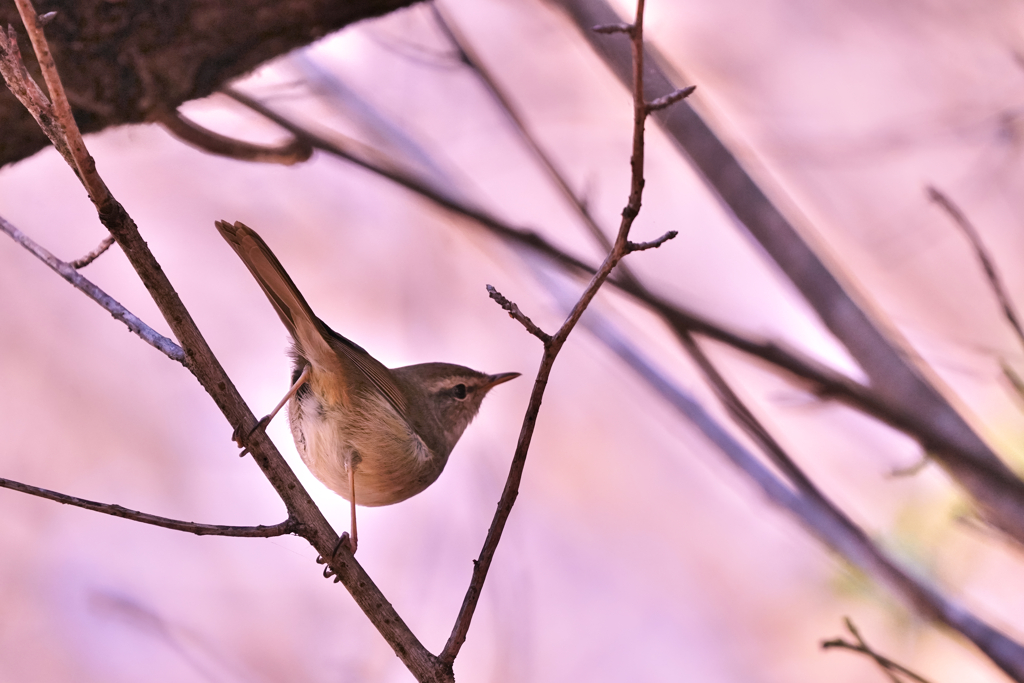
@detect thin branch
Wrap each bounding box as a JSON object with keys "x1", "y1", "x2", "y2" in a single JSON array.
[
  {"x1": 574, "y1": 298, "x2": 1024, "y2": 682},
  {"x1": 12, "y1": 0, "x2": 100, "y2": 202},
  {"x1": 3, "y1": 6, "x2": 443, "y2": 679},
  {"x1": 0, "y1": 213, "x2": 185, "y2": 363},
  {"x1": 221, "y1": 87, "x2": 903, "y2": 433},
  {"x1": 69, "y1": 233, "x2": 115, "y2": 269},
  {"x1": 0, "y1": 476, "x2": 298, "y2": 538},
  {"x1": 927, "y1": 185, "x2": 1024, "y2": 352},
  {"x1": 431, "y1": 4, "x2": 620, "y2": 255},
  {"x1": 158, "y1": 109, "x2": 313, "y2": 165},
  {"x1": 223, "y1": 54, "x2": 1022, "y2": 518},
  {"x1": 553, "y1": 0, "x2": 1024, "y2": 549},
  {"x1": 823, "y1": 617, "x2": 936, "y2": 683},
  {"x1": 441, "y1": 0, "x2": 658, "y2": 664},
  {"x1": 627, "y1": 229, "x2": 677, "y2": 252},
  {"x1": 0, "y1": 24, "x2": 74, "y2": 167},
  {"x1": 486, "y1": 284, "x2": 552, "y2": 343},
  {"x1": 646, "y1": 85, "x2": 695, "y2": 113}
]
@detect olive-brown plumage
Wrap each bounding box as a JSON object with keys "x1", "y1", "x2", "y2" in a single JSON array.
[{"x1": 216, "y1": 221, "x2": 517, "y2": 549}]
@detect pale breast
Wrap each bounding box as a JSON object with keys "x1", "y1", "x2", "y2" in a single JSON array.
[{"x1": 288, "y1": 386, "x2": 437, "y2": 506}]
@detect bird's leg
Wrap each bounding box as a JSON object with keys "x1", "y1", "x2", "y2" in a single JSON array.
[
  {"x1": 347, "y1": 465, "x2": 359, "y2": 554},
  {"x1": 236, "y1": 364, "x2": 311, "y2": 455}
]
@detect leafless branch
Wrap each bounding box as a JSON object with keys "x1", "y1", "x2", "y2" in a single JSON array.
[
  {"x1": 0, "y1": 213, "x2": 185, "y2": 363},
  {"x1": 627, "y1": 229, "x2": 677, "y2": 252},
  {"x1": 441, "y1": 0, "x2": 661, "y2": 664},
  {"x1": 575, "y1": 301, "x2": 1024, "y2": 682},
  {"x1": 0, "y1": 476, "x2": 299, "y2": 538},
  {"x1": 823, "y1": 617, "x2": 936, "y2": 683},
  {"x1": 646, "y1": 85, "x2": 695, "y2": 112},
  {"x1": 0, "y1": 24, "x2": 73, "y2": 167},
  {"x1": 486, "y1": 284, "x2": 552, "y2": 343},
  {"x1": 2, "y1": 5, "x2": 444, "y2": 679},
  {"x1": 552, "y1": 0, "x2": 1024, "y2": 556},
  {"x1": 927, "y1": 185, "x2": 1024, "y2": 353},
  {"x1": 158, "y1": 109, "x2": 313, "y2": 165},
  {"x1": 69, "y1": 233, "x2": 115, "y2": 268},
  {"x1": 223, "y1": 67, "x2": 1021, "y2": 511}
]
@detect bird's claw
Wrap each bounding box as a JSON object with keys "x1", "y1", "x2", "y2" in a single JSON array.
[
  {"x1": 317, "y1": 533, "x2": 352, "y2": 582},
  {"x1": 234, "y1": 415, "x2": 271, "y2": 457}
]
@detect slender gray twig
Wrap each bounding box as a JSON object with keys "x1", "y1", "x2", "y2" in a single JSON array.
[
  {"x1": 69, "y1": 234, "x2": 115, "y2": 269},
  {"x1": 0, "y1": 214, "x2": 185, "y2": 363}
]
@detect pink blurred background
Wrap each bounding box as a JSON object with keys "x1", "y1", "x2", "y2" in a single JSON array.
[{"x1": 2, "y1": 0, "x2": 1024, "y2": 680}]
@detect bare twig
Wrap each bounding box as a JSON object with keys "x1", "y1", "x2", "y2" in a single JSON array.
[
  {"x1": 486, "y1": 284, "x2": 551, "y2": 343},
  {"x1": 440, "y1": 0, "x2": 673, "y2": 665},
  {"x1": 823, "y1": 617, "x2": 936, "y2": 683},
  {"x1": 0, "y1": 214, "x2": 185, "y2": 363},
  {"x1": 431, "y1": 5, "x2": 622, "y2": 253},
  {"x1": 0, "y1": 476, "x2": 299, "y2": 538},
  {"x1": 627, "y1": 229, "x2": 677, "y2": 252},
  {"x1": 646, "y1": 85, "x2": 695, "y2": 113},
  {"x1": 928, "y1": 186, "x2": 1024, "y2": 352},
  {"x1": 158, "y1": 109, "x2": 313, "y2": 165},
  {"x1": 69, "y1": 233, "x2": 115, "y2": 269}
]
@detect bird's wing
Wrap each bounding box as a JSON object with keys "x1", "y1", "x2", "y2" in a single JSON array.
[{"x1": 215, "y1": 220, "x2": 408, "y2": 419}]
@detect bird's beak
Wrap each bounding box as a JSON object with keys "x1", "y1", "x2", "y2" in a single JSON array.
[{"x1": 483, "y1": 372, "x2": 520, "y2": 390}]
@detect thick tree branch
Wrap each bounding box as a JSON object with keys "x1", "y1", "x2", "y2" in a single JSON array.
[{"x1": 0, "y1": 0, "x2": 422, "y2": 168}]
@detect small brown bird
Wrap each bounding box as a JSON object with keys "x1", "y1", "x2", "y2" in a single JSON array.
[{"x1": 216, "y1": 221, "x2": 518, "y2": 552}]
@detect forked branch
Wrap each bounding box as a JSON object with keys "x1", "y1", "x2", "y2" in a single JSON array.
[{"x1": 441, "y1": 0, "x2": 677, "y2": 665}]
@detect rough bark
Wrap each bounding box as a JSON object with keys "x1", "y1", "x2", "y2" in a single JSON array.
[{"x1": 0, "y1": 0, "x2": 421, "y2": 167}]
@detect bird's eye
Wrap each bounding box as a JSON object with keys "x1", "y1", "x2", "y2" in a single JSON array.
[{"x1": 453, "y1": 383, "x2": 468, "y2": 399}]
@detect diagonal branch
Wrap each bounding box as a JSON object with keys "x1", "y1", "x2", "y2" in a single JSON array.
[
  {"x1": 577, "y1": 302, "x2": 1024, "y2": 682},
  {"x1": 927, "y1": 186, "x2": 1024, "y2": 353},
  {"x1": 441, "y1": 0, "x2": 676, "y2": 664},
  {"x1": 0, "y1": 476, "x2": 298, "y2": 538},
  {"x1": 0, "y1": 213, "x2": 185, "y2": 363},
  {"x1": 550, "y1": 0, "x2": 1024, "y2": 548},
  {"x1": 222, "y1": 86, "x2": 911, "y2": 443},
  {"x1": 2, "y1": 6, "x2": 444, "y2": 679}
]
